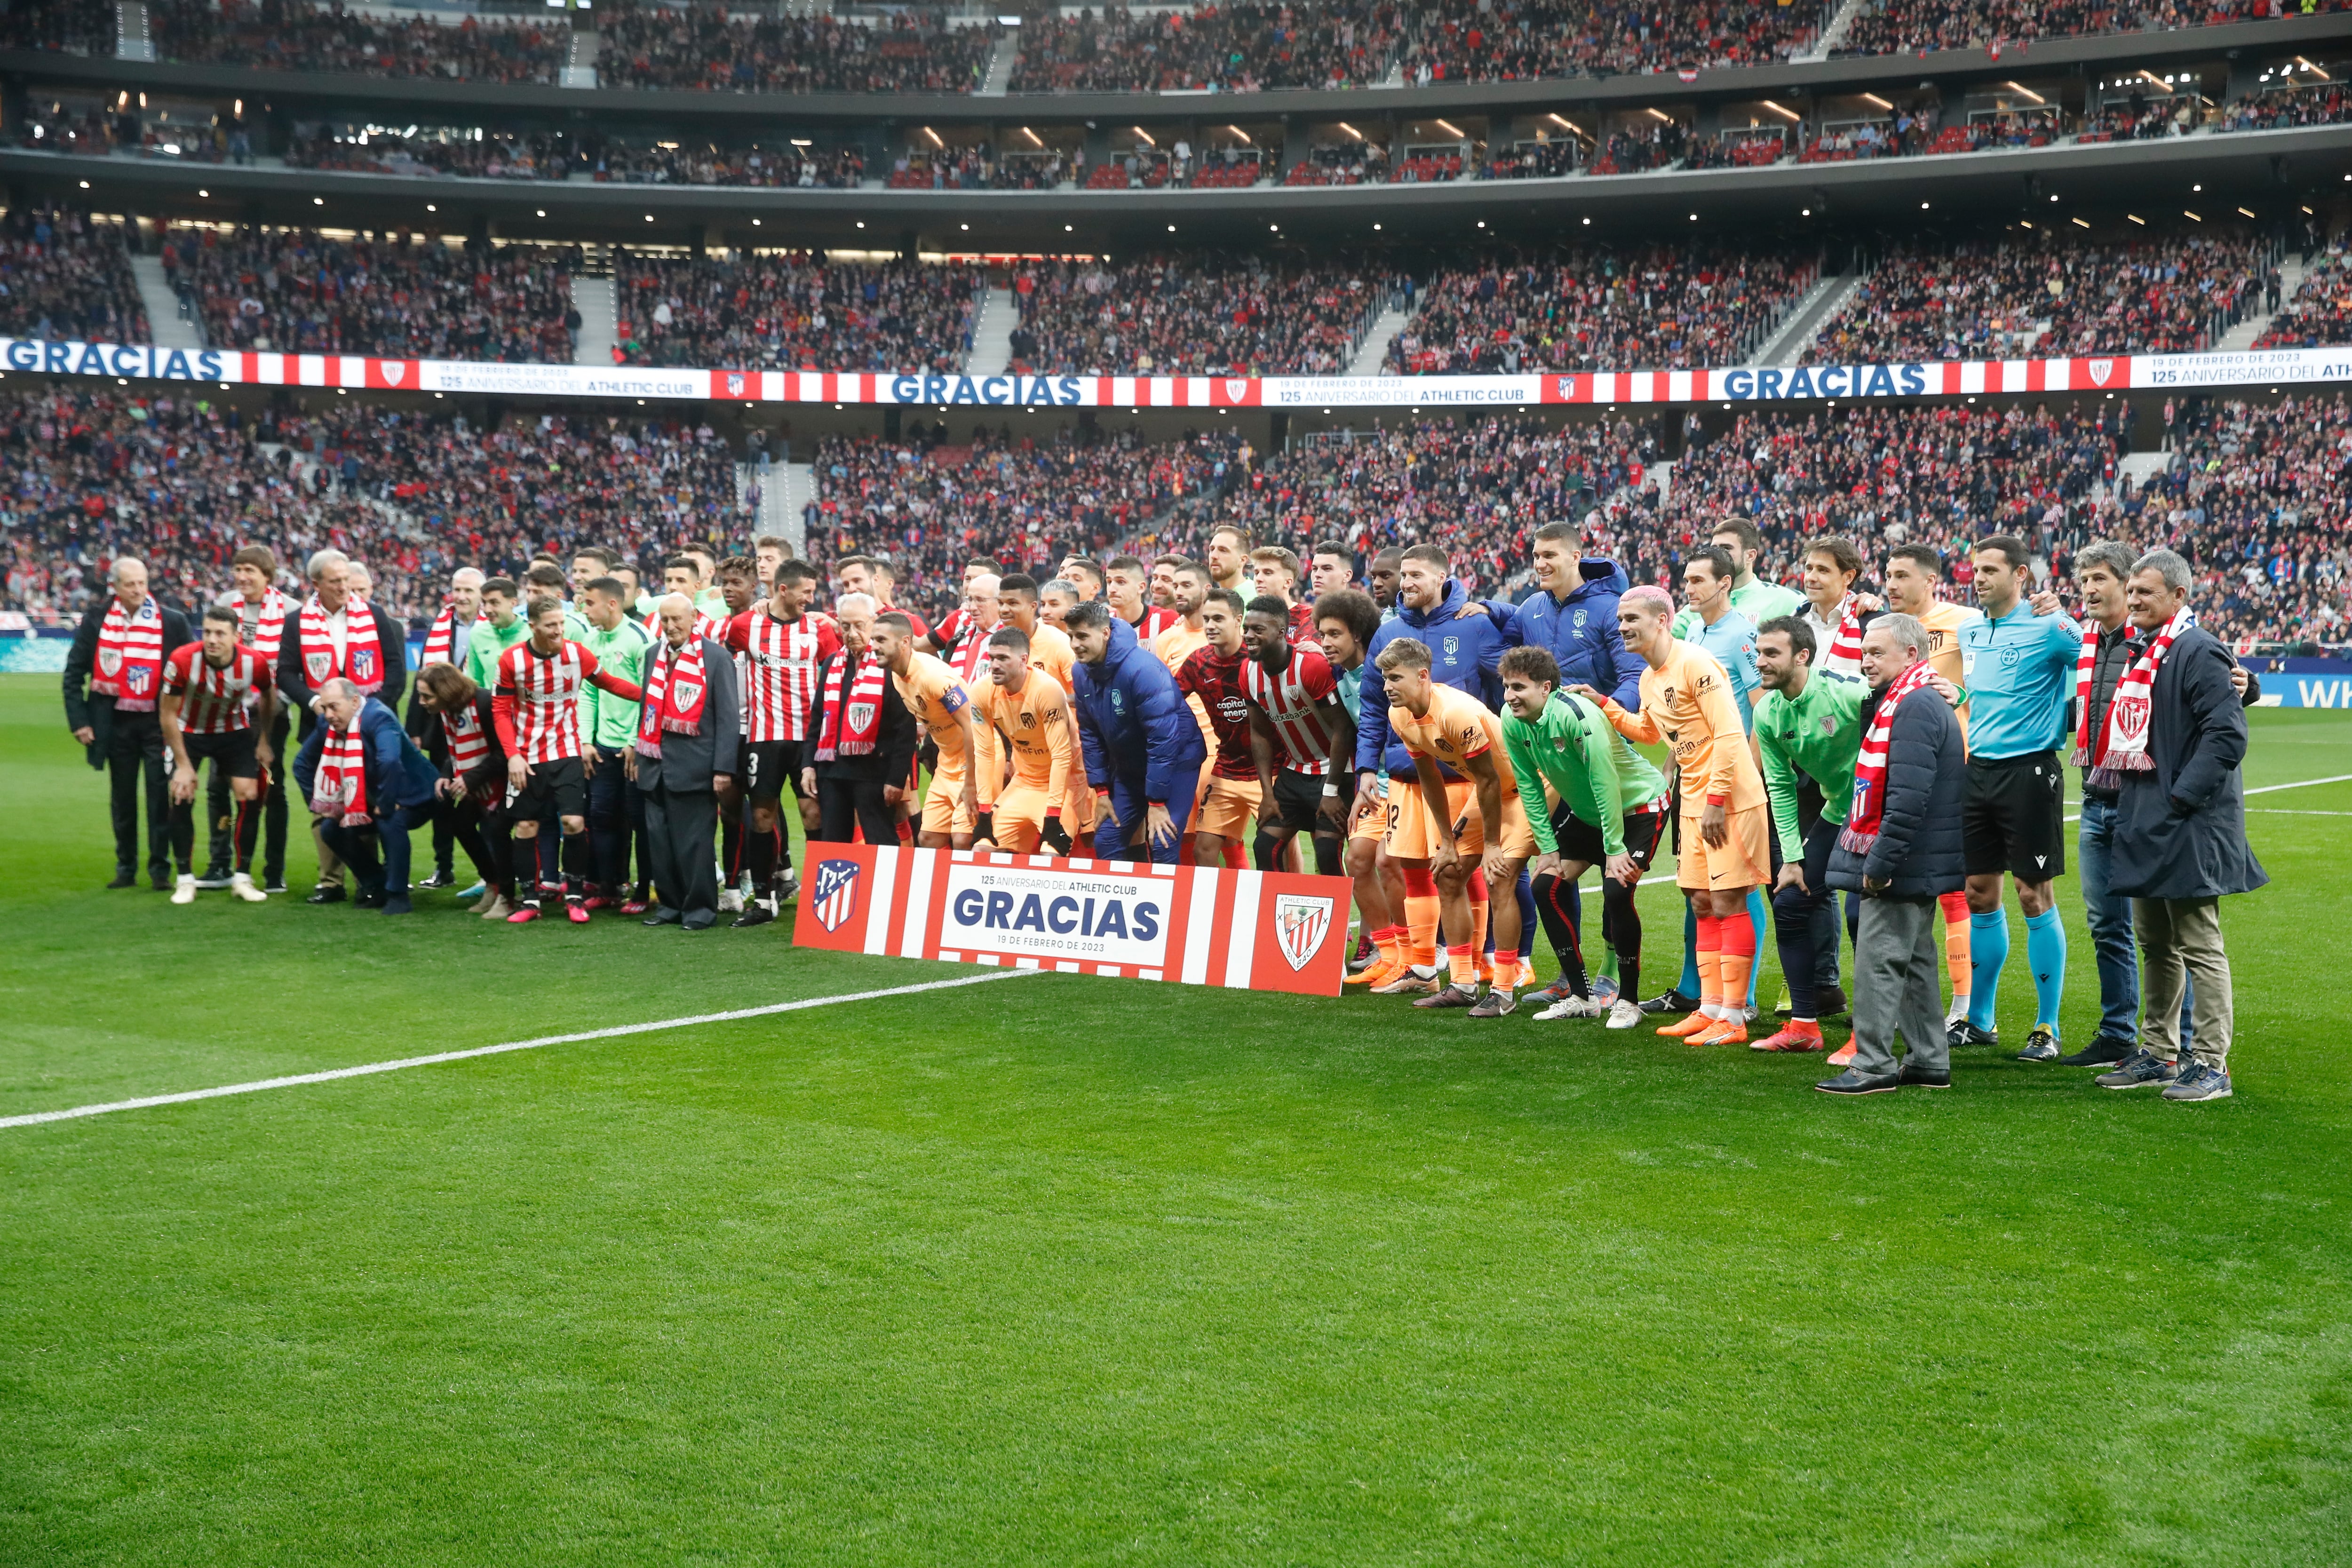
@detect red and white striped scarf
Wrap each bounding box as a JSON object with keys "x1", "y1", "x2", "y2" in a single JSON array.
[
  {"x1": 636, "y1": 637, "x2": 709, "y2": 757},
  {"x1": 1824, "y1": 595, "x2": 1867, "y2": 673},
  {"x1": 815, "y1": 651, "x2": 888, "y2": 760},
  {"x1": 421, "y1": 606, "x2": 483, "y2": 669},
  {"x1": 1839, "y1": 656, "x2": 1939, "y2": 855},
  {"x1": 311, "y1": 715, "x2": 371, "y2": 826},
  {"x1": 2083, "y1": 606, "x2": 2193, "y2": 789},
  {"x1": 297, "y1": 595, "x2": 385, "y2": 693},
  {"x1": 443, "y1": 697, "x2": 493, "y2": 783},
  {"x1": 92, "y1": 595, "x2": 167, "y2": 711},
  {"x1": 238, "y1": 588, "x2": 292, "y2": 661}
]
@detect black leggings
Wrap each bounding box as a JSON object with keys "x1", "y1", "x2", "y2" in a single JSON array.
[{"x1": 1532, "y1": 868, "x2": 1642, "y2": 1002}]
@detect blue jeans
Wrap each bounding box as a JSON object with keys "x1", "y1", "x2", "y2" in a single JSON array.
[
  {"x1": 2078, "y1": 794, "x2": 2193, "y2": 1049},
  {"x1": 1093, "y1": 766, "x2": 1200, "y2": 864}
]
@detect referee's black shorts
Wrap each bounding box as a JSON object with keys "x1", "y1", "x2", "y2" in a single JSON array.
[{"x1": 1962, "y1": 750, "x2": 2066, "y2": 881}]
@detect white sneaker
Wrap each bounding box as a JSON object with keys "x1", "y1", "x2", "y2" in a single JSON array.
[
  {"x1": 230, "y1": 872, "x2": 267, "y2": 902},
  {"x1": 716, "y1": 889, "x2": 744, "y2": 914},
  {"x1": 170, "y1": 874, "x2": 198, "y2": 905},
  {"x1": 1533, "y1": 993, "x2": 1607, "y2": 1021},
  {"x1": 1605, "y1": 998, "x2": 1645, "y2": 1029}
]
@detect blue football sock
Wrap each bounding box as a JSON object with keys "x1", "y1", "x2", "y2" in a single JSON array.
[
  {"x1": 1678, "y1": 903, "x2": 1700, "y2": 997},
  {"x1": 2025, "y1": 907, "x2": 2067, "y2": 1032},
  {"x1": 1968, "y1": 910, "x2": 2010, "y2": 1032},
  {"x1": 1743, "y1": 887, "x2": 1768, "y2": 1008}
]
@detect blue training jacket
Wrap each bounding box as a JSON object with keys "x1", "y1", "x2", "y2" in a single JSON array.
[
  {"x1": 1505, "y1": 556, "x2": 1644, "y2": 708},
  {"x1": 1355, "y1": 577, "x2": 1510, "y2": 779},
  {"x1": 1072, "y1": 616, "x2": 1206, "y2": 804}
]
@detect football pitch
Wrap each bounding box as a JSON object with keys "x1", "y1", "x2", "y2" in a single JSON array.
[{"x1": 3, "y1": 671, "x2": 2349, "y2": 1565}]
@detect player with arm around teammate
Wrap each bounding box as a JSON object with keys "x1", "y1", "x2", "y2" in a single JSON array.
[
  {"x1": 1241, "y1": 595, "x2": 1352, "y2": 877},
  {"x1": 1498, "y1": 645, "x2": 1669, "y2": 1029}
]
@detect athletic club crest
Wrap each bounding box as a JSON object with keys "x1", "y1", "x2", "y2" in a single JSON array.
[
  {"x1": 2113, "y1": 693, "x2": 2149, "y2": 744},
  {"x1": 846, "y1": 700, "x2": 874, "y2": 730},
  {"x1": 674, "y1": 678, "x2": 705, "y2": 713},
  {"x1": 811, "y1": 858, "x2": 862, "y2": 932},
  {"x1": 306, "y1": 649, "x2": 333, "y2": 681},
  {"x1": 1272, "y1": 893, "x2": 1333, "y2": 971},
  {"x1": 97, "y1": 647, "x2": 122, "y2": 677}
]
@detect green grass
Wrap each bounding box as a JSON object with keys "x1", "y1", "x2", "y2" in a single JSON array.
[{"x1": 2, "y1": 672, "x2": 2349, "y2": 1565}]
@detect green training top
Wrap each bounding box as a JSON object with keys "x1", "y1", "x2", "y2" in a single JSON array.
[
  {"x1": 1672, "y1": 576, "x2": 1804, "y2": 642},
  {"x1": 1754, "y1": 667, "x2": 1868, "y2": 850},
  {"x1": 1502, "y1": 690, "x2": 1669, "y2": 858},
  {"x1": 582, "y1": 616, "x2": 656, "y2": 751},
  {"x1": 461, "y1": 616, "x2": 532, "y2": 692}
]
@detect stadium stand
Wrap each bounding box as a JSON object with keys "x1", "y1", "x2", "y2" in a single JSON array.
[
  {"x1": 597, "y1": 5, "x2": 994, "y2": 94},
  {"x1": 1833, "y1": 0, "x2": 2339, "y2": 58},
  {"x1": 1007, "y1": 3, "x2": 1405, "y2": 93},
  {"x1": 0, "y1": 388, "x2": 750, "y2": 625},
  {"x1": 1005, "y1": 255, "x2": 1398, "y2": 376},
  {"x1": 610, "y1": 252, "x2": 980, "y2": 372},
  {"x1": 1806, "y1": 229, "x2": 2273, "y2": 364},
  {"x1": 151, "y1": 0, "x2": 567, "y2": 83},
  {"x1": 2255, "y1": 239, "x2": 2352, "y2": 347},
  {"x1": 1387, "y1": 248, "x2": 1814, "y2": 373},
  {"x1": 0, "y1": 207, "x2": 150, "y2": 343},
  {"x1": 1399, "y1": 0, "x2": 1822, "y2": 82},
  {"x1": 161, "y1": 228, "x2": 580, "y2": 362}
]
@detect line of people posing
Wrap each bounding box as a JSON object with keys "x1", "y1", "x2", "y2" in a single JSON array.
[{"x1": 62, "y1": 516, "x2": 2265, "y2": 1098}]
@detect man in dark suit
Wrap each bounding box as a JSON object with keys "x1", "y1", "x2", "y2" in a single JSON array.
[
  {"x1": 2096, "y1": 549, "x2": 2267, "y2": 1104},
  {"x1": 1817, "y1": 612, "x2": 1969, "y2": 1096},
  {"x1": 276, "y1": 548, "x2": 409, "y2": 902},
  {"x1": 63, "y1": 556, "x2": 194, "y2": 889},
  {"x1": 631, "y1": 593, "x2": 741, "y2": 930}
]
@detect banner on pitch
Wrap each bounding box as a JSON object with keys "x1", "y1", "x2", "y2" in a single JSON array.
[{"x1": 791, "y1": 842, "x2": 1347, "y2": 996}]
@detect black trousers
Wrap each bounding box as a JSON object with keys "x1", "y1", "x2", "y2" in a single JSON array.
[
  {"x1": 105, "y1": 708, "x2": 172, "y2": 877},
  {"x1": 642, "y1": 782, "x2": 718, "y2": 921},
  {"x1": 818, "y1": 776, "x2": 897, "y2": 844},
  {"x1": 587, "y1": 746, "x2": 641, "y2": 892}
]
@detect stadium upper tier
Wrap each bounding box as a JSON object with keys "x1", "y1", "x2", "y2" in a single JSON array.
[{"x1": 2, "y1": 218, "x2": 2325, "y2": 374}]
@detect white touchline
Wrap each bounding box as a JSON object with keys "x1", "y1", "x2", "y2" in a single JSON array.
[
  {"x1": 0, "y1": 970, "x2": 1043, "y2": 1131},
  {"x1": 2064, "y1": 771, "x2": 2352, "y2": 824}
]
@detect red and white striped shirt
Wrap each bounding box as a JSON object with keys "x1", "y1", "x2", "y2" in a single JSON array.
[
  {"x1": 162, "y1": 643, "x2": 272, "y2": 735},
  {"x1": 945, "y1": 615, "x2": 1001, "y2": 685},
  {"x1": 724, "y1": 607, "x2": 841, "y2": 743},
  {"x1": 493, "y1": 640, "x2": 643, "y2": 764},
  {"x1": 1240, "y1": 641, "x2": 1341, "y2": 775},
  {"x1": 234, "y1": 588, "x2": 294, "y2": 661}
]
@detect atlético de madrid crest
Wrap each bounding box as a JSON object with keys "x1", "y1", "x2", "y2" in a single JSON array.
[
  {"x1": 811, "y1": 858, "x2": 862, "y2": 932},
  {"x1": 1273, "y1": 893, "x2": 1333, "y2": 971}
]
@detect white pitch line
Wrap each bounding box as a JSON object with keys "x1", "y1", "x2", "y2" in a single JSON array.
[
  {"x1": 0, "y1": 970, "x2": 1042, "y2": 1131},
  {"x1": 2064, "y1": 771, "x2": 2352, "y2": 824}
]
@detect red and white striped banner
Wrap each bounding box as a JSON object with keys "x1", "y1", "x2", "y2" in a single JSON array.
[
  {"x1": 792, "y1": 842, "x2": 1346, "y2": 996},
  {"x1": 3, "y1": 335, "x2": 2342, "y2": 407}
]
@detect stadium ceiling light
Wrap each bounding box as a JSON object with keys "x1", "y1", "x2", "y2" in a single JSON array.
[
  {"x1": 1336, "y1": 122, "x2": 1363, "y2": 140},
  {"x1": 1168, "y1": 223, "x2": 1176, "y2": 231},
  {"x1": 645, "y1": 215, "x2": 654, "y2": 222},
  {"x1": 2193, "y1": 183, "x2": 2202, "y2": 191},
  {"x1": 2127, "y1": 213, "x2": 2145, "y2": 224},
  {"x1": 752, "y1": 218, "x2": 761, "y2": 226},
  {"x1": 1373, "y1": 222, "x2": 1382, "y2": 230},
  {"x1": 1921, "y1": 201, "x2": 1930, "y2": 209},
  {"x1": 1435, "y1": 119, "x2": 1466, "y2": 137},
  {"x1": 2239, "y1": 206, "x2": 2257, "y2": 217},
  {"x1": 1269, "y1": 223, "x2": 1279, "y2": 231},
  {"x1": 427, "y1": 203, "x2": 437, "y2": 212},
  {"x1": 1227, "y1": 126, "x2": 1252, "y2": 144},
  {"x1": 1688, "y1": 213, "x2": 1698, "y2": 221},
  {"x1": 2185, "y1": 208, "x2": 2203, "y2": 221},
  {"x1": 2296, "y1": 55, "x2": 2332, "y2": 80},
  {"x1": 1801, "y1": 207, "x2": 1812, "y2": 217},
  {"x1": 1860, "y1": 92, "x2": 1892, "y2": 109},
  {"x1": 1761, "y1": 99, "x2": 1800, "y2": 120},
  {"x1": 961, "y1": 223, "x2": 970, "y2": 230},
  {"x1": 536, "y1": 209, "x2": 546, "y2": 217},
  {"x1": 857, "y1": 221, "x2": 866, "y2": 227},
  {"x1": 79, "y1": 180, "x2": 90, "y2": 189},
  {"x1": 2002, "y1": 80, "x2": 2045, "y2": 104},
  {"x1": 314, "y1": 196, "x2": 324, "y2": 205},
  {"x1": 1645, "y1": 108, "x2": 1674, "y2": 124},
  {"x1": 1133, "y1": 127, "x2": 1156, "y2": 147},
  {"x1": 1582, "y1": 216, "x2": 1592, "y2": 224},
  {"x1": 2072, "y1": 216, "x2": 2091, "y2": 228},
  {"x1": 1478, "y1": 220, "x2": 1487, "y2": 227},
  {"x1": 1065, "y1": 223, "x2": 1073, "y2": 231},
  {"x1": 199, "y1": 189, "x2": 208, "y2": 198}
]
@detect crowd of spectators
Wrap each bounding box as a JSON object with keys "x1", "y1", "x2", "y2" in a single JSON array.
[
  {"x1": 895, "y1": 145, "x2": 1078, "y2": 190},
  {"x1": 0, "y1": 0, "x2": 115, "y2": 55},
  {"x1": 0, "y1": 387, "x2": 751, "y2": 626},
  {"x1": 2216, "y1": 83, "x2": 2352, "y2": 134},
  {"x1": 1398, "y1": 0, "x2": 1820, "y2": 83},
  {"x1": 1807, "y1": 229, "x2": 2271, "y2": 364},
  {"x1": 0, "y1": 207, "x2": 149, "y2": 343},
  {"x1": 1485, "y1": 138, "x2": 1581, "y2": 179},
  {"x1": 2132, "y1": 394, "x2": 2352, "y2": 646},
  {"x1": 1285, "y1": 144, "x2": 1387, "y2": 185},
  {"x1": 804, "y1": 421, "x2": 1247, "y2": 609},
  {"x1": 1006, "y1": 255, "x2": 1393, "y2": 376},
  {"x1": 165, "y1": 228, "x2": 580, "y2": 362},
  {"x1": 1008, "y1": 4, "x2": 1404, "y2": 94},
  {"x1": 1832, "y1": 0, "x2": 2329, "y2": 59},
  {"x1": 1587, "y1": 123, "x2": 1687, "y2": 175},
  {"x1": 152, "y1": 0, "x2": 565, "y2": 83},
  {"x1": 285, "y1": 127, "x2": 870, "y2": 190},
  {"x1": 598, "y1": 6, "x2": 993, "y2": 94},
  {"x1": 1389, "y1": 247, "x2": 1812, "y2": 374},
  {"x1": 2254, "y1": 239, "x2": 2352, "y2": 348},
  {"x1": 610, "y1": 252, "x2": 979, "y2": 373}
]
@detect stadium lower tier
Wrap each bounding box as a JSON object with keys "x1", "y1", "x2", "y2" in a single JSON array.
[{"x1": 3, "y1": 381, "x2": 2340, "y2": 650}]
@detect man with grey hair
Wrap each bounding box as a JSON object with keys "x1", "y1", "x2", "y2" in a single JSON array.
[
  {"x1": 64, "y1": 555, "x2": 193, "y2": 888},
  {"x1": 2093, "y1": 549, "x2": 2266, "y2": 1103},
  {"x1": 1817, "y1": 613, "x2": 1969, "y2": 1095},
  {"x1": 280, "y1": 546, "x2": 407, "y2": 901}
]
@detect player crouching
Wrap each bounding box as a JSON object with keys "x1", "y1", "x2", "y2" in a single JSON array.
[{"x1": 1376, "y1": 636, "x2": 1537, "y2": 1016}]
